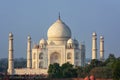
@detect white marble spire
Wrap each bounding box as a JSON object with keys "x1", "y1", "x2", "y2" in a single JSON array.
[
  {"x1": 8, "y1": 32, "x2": 14, "y2": 75},
  {"x1": 27, "y1": 35, "x2": 32, "y2": 68},
  {"x1": 92, "y1": 32, "x2": 97, "y2": 59},
  {"x1": 100, "y1": 36, "x2": 104, "y2": 61}
]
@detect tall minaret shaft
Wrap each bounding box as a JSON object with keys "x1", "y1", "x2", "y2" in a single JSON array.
[
  {"x1": 8, "y1": 32, "x2": 14, "y2": 75},
  {"x1": 92, "y1": 32, "x2": 97, "y2": 59},
  {"x1": 27, "y1": 36, "x2": 32, "y2": 68},
  {"x1": 80, "y1": 43, "x2": 85, "y2": 67},
  {"x1": 100, "y1": 36, "x2": 104, "y2": 61}
]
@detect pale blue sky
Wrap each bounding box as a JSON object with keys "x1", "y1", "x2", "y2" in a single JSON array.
[{"x1": 0, "y1": 0, "x2": 120, "y2": 59}]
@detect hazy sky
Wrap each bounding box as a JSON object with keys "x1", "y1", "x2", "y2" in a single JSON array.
[{"x1": 0, "y1": 0, "x2": 120, "y2": 59}]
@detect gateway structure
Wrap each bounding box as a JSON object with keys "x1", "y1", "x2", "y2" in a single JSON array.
[{"x1": 7, "y1": 16, "x2": 86, "y2": 75}]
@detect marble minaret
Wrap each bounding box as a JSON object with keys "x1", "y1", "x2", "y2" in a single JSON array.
[
  {"x1": 100, "y1": 36, "x2": 104, "y2": 61},
  {"x1": 92, "y1": 32, "x2": 97, "y2": 59},
  {"x1": 80, "y1": 43, "x2": 85, "y2": 66},
  {"x1": 8, "y1": 32, "x2": 14, "y2": 75},
  {"x1": 27, "y1": 36, "x2": 32, "y2": 68}
]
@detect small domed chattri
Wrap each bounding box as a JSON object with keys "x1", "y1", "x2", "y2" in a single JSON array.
[
  {"x1": 92, "y1": 32, "x2": 97, "y2": 36},
  {"x1": 27, "y1": 35, "x2": 31, "y2": 40},
  {"x1": 9, "y1": 32, "x2": 13, "y2": 37},
  {"x1": 67, "y1": 38, "x2": 74, "y2": 44},
  {"x1": 100, "y1": 36, "x2": 104, "y2": 39},
  {"x1": 39, "y1": 38, "x2": 47, "y2": 45}
]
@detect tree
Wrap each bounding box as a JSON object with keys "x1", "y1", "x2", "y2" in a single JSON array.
[
  {"x1": 48, "y1": 63, "x2": 62, "y2": 78},
  {"x1": 76, "y1": 66, "x2": 84, "y2": 78},
  {"x1": 48, "y1": 62, "x2": 77, "y2": 78},
  {"x1": 90, "y1": 59, "x2": 103, "y2": 67},
  {"x1": 61, "y1": 62, "x2": 77, "y2": 78},
  {"x1": 62, "y1": 67, "x2": 76, "y2": 78},
  {"x1": 112, "y1": 59, "x2": 120, "y2": 80},
  {"x1": 83, "y1": 65, "x2": 93, "y2": 76},
  {"x1": 104, "y1": 54, "x2": 116, "y2": 67},
  {"x1": 61, "y1": 62, "x2": 73, "y2": 70},
  {"x1": 90, "y1": 67, "x2": 112, "y2": 78}
]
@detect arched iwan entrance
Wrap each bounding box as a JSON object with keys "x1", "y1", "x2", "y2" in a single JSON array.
[{"x1": 50, "y1": 52, "x2": 60, "y2": 64}]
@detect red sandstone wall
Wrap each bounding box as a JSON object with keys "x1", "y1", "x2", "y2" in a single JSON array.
[
  {"x1": 96, "y1": 79, "x2": 112, "y2": 80},
  {"x1": 48, "y1": 78, "x2": 112, "y2": 80}
]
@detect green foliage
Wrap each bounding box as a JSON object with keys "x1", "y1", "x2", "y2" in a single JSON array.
[
  {"x1": 83, "y1": 65, "x2": 93, "y2": 76},
  {"x1": 104, "y1": 54, "x2": 116, "y2": 67},
  {"x1": 76, "y1": 66, "x2": 84, "y2": 78},
  {"x1": 48, "y1": 56, "x2": 117, "y2": 79},
  {"x1": 79, "y1": 59, "x2": 104, "y2": 77},
  {"x1": 112, "y1": 59, "x2": 120, "y2": 80},
  {"x1": 61, "y1": 62, "x2": 77, "y2": 78},
  {"x1": 48, "y1": 63, "x2": 62, "y2": 78},
  {"x1": 48, "y1": 62, "x2": 77, "y2": 78},
  {"x1": 61, "y1": 62, "x2": 73, "y2": 69},
  {"x1": 90, "y1": 67, "x2": 112, "y2": 78},
  {"x1": 90, "y1": 59, "x2": 104, "y2": 67}
]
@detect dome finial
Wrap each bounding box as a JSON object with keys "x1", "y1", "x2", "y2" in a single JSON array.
[{"x1": 58, "y1": 12, "x2": 61, "y2": 20}]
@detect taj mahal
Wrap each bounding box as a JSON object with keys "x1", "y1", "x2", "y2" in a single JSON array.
[{"x1": 7, "y1": 15, "x2": 104, "y2": 75}]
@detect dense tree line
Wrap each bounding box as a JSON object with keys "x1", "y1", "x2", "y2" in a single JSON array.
[
  {"x1": 48, "y1": 54, "x2": 120, "y2": 79},
  {"x1": 0, "y1": 58, "x2": 8, "y2": 73},
  {"x1": 0, "y1": 58, "x2": 26, "y2": 73},
  {"x1": 112, "y1": 57, "x2": 120, "y2": 80}
]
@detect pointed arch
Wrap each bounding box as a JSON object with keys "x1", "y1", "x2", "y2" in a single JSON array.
[
  {"x1": 50, "y1": 52, "x2": 60, "y2": 64},
  {"x1": 39, "y1": 52, "x2": 44, "y2": 59},
  {"x1": 67, "y1": 52, "x2": 72, "y2": 59}
]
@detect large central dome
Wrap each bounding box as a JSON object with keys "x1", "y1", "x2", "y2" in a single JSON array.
[{"x1": 47, "y1": 18, "x2": 71, "y2": 41}]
